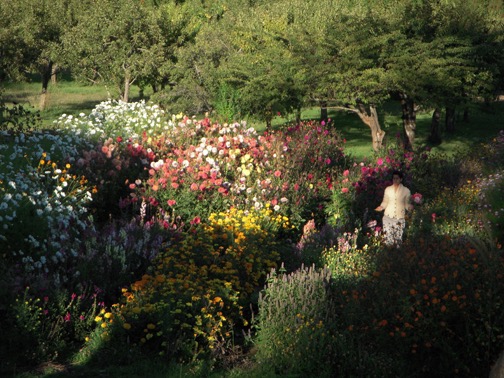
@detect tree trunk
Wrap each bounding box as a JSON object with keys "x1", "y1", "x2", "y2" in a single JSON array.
[
  {"x1": 399, "y1": 93, "x2": 416, "y2": 150},
  {"x1": 355, "y1": 101, "x2": 385, "y2": 152},
  {"x1": 123, "y1": 72, "x2": 130, "y2": 103},
  {"x1": 445, "y1": 106, "x2": 456, "y2": 133},
  {"x1": 51, "y1": 64, "x2": 58, "y2": 85},
  {"x1": 463, "y1": 107, "x2": 469, "y2": 122},
  {"x1": 320, "y1": 100, "x2": 328, "y2": 123},
  {"x1": 39, "y1": 61, "x2": 53, "y2": 110},
  {"x1": 265, "y1": 107, "x2": 272, "y2": 129},
  {"x1": 295, "y1": 107, "x2": 301, "y2": 124},
  {"x1": 428, "y1": 107, "x2": 442, "y2": 144}
]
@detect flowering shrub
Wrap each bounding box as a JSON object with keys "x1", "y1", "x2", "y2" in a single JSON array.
[
  {"x1": 0, "y1": 150, "x2": 93, "y2": 290},
  {"x1": 135, "y1": 116, "x2": 347, "y2": 234},
  {"x1": 100, "y1": 207, "x2": 292, "y2": 362},
  {"x1": 360, "y1": 238, "x2": 504, "y2": 376}
]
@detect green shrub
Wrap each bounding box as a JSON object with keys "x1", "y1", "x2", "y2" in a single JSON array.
[{"x1": 253, "y1": 264, "x2": 337, "y2": 377}]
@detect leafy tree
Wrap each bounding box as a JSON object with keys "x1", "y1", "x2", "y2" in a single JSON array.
[
  {"x1": 383, "y1": 0, "x2": 504, "y2": 147},
  {"x1": 60, "y1": 0, "x2": 166, "y2": 102},
  {"x1": 0, "y1": 0, "x2": 74, "y2": 109}
]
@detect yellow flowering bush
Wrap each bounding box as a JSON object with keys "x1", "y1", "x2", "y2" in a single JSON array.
[{"x1": 103, "y1": 207, "x2": 290, "y2": 361}]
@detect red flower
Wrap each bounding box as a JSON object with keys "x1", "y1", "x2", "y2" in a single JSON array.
[{"x1": 190, "y1": 216, "x2": 201, "y2": 225}]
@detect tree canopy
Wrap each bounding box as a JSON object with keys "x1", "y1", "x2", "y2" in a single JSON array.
[{"x1": 2, "y1": 0, "x2": 503, "y2": 149}]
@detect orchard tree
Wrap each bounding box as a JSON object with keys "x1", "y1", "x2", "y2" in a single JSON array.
[
  {"x1": 383, "y1": 0, "x2": 504, "y2": 148},
  {"x1": 61, "y1": 0, "x2": 166, "y2": 102},
  {"x1": 0, "y1": 0, "x2": 74, "y2": 109}
]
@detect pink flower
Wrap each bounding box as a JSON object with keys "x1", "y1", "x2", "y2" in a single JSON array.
[
  {"x1": 343, "y1": 170, "x2": 350, "y2": 177},
  {"x1": 341, "y1": 187, "x2": 349, "y2": 193},
  {"x1": 274, "y1": 170, "x2": 282, "y2": 177},
  {"x1": 412, "y1": 193, "x2": 423, "y2": 204},
  {"x1": 377, "y1": 157, "x2": 384, "y2": 166},
  {"x1": 190, "y1": 216, "x2": 201, "y2": 225},
  {"x1": 167, "y1": 199, "x2": 176, "y2": 207},
  {"x1": 190, "y1": 183, "x2": 199, "y2": 191},
  {"x1": 325, "y1": 158, "x2": 331, "y2": 165},
  {"x1": 64, "y1": 312, "x2": 71, "y2": 322}
]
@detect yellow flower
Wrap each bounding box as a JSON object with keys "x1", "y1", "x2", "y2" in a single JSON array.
[
  {"x1": 123, "y1": 323, "x2": 132, "y2": 330},
  {"x1": 147, "y1": 323, "x2": 156, "y2": 330},
  {"x1": 104, "y1": 312, "x2": 113, "y2": 319},
  {"x1": 94, "y1": 316, "x2": 103, "y2": 322}
]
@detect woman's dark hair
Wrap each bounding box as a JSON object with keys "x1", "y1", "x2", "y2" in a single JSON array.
[{"x1": 392, "y1": 170, "x2": 403, "y2": 179}]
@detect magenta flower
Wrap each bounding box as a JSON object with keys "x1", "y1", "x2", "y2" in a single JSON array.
[
  {"x1": 64, "y1": 312, "x2": 71, "y2": 322},
  {"x1": 377, "y1": 157, "x2": 384, "y2": 166}
]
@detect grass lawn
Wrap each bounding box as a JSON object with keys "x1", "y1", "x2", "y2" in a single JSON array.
[{"x1": 2, "y1": 79, "x2": 503, "y2": 160}]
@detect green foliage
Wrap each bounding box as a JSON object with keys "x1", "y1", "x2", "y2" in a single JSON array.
[
  {"x1": 1, "y1": 287, "x2": 100, "y2": 373},
  {"x1": 0, "y1": 93, "x2": 42, "y2": 132},
  {"x1": 213, "y1": 83, "x2": 241, "y2": 123},
  {"x1": 254, "y1": 264, "x2": 338, "y2": 377}
]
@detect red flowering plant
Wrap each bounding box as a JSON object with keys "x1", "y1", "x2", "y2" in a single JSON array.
[
  {"x1": 134, "y1": 117, "x2": 348, "y2": 236},
  {"x1": 74, "y1": 136, "x2": 155, "y2": 223},
  {"x1": 255, "y1": 120, "x2": 348, "y2": 230},
  {"x1": 136, "y1": 119, "x2": 268, "y2": 226}
]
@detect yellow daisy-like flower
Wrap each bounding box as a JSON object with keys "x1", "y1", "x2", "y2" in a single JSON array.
[
  {"x1": 104, "y1": 312, "x2": 113, "y2": 319},
  {"x1": 94, "y1": 316, "x2": 103, "y2": 322}
]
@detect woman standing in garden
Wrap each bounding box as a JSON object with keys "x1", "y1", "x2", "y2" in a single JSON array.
[{"x1": 375, "y1": 170, "x2": 413, "y2": 246}]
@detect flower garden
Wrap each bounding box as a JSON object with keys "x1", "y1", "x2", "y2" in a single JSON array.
[{"x1": 1, "y1": 100, "x2": 503, "y2": 377}]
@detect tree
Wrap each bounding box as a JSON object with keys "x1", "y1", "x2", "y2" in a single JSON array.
[
  {"x1": 0, "y1": 0, "x2": 73, "y2": 109},
  {"x1": 61, "y1": 0, "x2": 166, "y2": 102},
  {"x1": 383, "y1": 0, "x2": 504, "y2": 146}
]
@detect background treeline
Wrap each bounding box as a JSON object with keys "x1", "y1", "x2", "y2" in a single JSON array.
[{"x1": 1, "y1": 0, "x2": 503, "y2": 147}]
